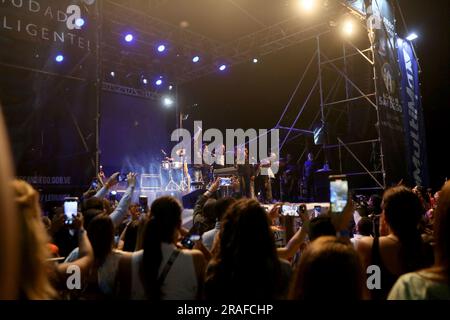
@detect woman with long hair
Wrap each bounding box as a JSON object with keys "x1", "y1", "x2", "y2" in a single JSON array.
[
  {"x1": 357, "y1": 185, "x2": 433, "y2": 300},
  {"x1": 388, "y1": 181, "x2": 450, "y2": 299},
  {"x1": 289, "y1": 236, "x2": 365, "y2": 300},
  {"x1": 115, "y1": 196, "x2": 206, "y2": 300},
  {"x1": 12, "y1": 180, "x2": 94, "y2": 299},
  {"x1": 11, "y1": 180, "x2": 57, "y2": 299},
  {"x1": 205, "y1": 199, "x2": 291, "y2": 300},
  {"x1": 0, "y1": 109, "x2": 19, "y2": 299}
]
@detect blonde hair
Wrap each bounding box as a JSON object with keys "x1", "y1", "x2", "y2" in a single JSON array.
[
  {"x1": 0, "y1": 109, "x2": 19, "y2": 299},
  {"x1": 13, "y1": 180, "x2": 56, "y2": 299}
]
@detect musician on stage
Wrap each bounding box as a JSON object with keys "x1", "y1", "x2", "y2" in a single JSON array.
[
  {"x1": 280, "y1": 153, "x2": 299, "y2": 202},
  {"x1": 255, "y1": 152, "x2": 277, "y2": 203},
  {"x1": 236, "y1": 146, "x2": 256, "y2": 198},
  {"x1": 303, "y1": 152, "x2": 316, "y2": 201}
]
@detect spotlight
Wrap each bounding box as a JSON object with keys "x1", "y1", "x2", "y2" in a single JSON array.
[
  {"x1": 299, "y1": 0, "x2": 315, "y2": 12},
  {"x1": 75, "y1": 18, "x2": 85, "y2": 28},
  {"x1": 110, "y1": 190, "x2": 117, "y2": 196},
  {"x1": 110, "y1": 71, "x2": 115, "y2": 77},
  {"x1": 125, "y1": 34, "x2": 134, "y2": 42},
  {"x1": 163, "y1": 96, "x2": 174, "y2": 107},
  {"x1": 155, "y1": 79, "x2": 163, "y2": 86},
  {"x1": 157, "y1": 44, "x2": 166, "y2": 52},
  {"x1": 252, "y1": 58, "x2": 258, "y2": 63},
  {"x1": 342, "y1": 20, "x2": 354, "y2": 36},
  {"x1": 55, "y1": 54, "x2": 64, "y2": 63},
  {"x1": 406, "y1": 33, "x2": 418, "y2": 41},
  {"x1": 219, "y1": 64, "x2": 227, "y2": 71},
  {"x1": 192, "y1": 56, "x2": 200, "y2": 63},
  {"x1": 169, "y1": 85, "x2": 173, "y2": 90},
  {"x1": 142, "y1": 78, "x2": 148, "y2": 85}
]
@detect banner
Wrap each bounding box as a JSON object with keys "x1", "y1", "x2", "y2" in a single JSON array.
[
  {"x1": 397, "y1": 38, "x2": 429, "y2": 187},
  {"x1": 368, "y1": 0, "x2": 408, "y2": 186},
  {"x1": 0, "y1": 0, "x2": 99, "y2": 202}
]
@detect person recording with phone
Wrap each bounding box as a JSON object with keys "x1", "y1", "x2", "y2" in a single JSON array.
[
  {"x1": 64, "y1": 173, "x2": 137, "y2": 263},
  {"x1": 190, "y1": 178, "x2": 220, "y2": 236}
]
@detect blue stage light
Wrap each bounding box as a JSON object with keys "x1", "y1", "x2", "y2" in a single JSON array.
[
  {"x1": 125, "y1": 34, "x2": 134, "y2": 42},
  {"x1": 75, "y1": 18, "x2": 85, "y2": 27},
  {"x1": 157, "y1": 44, "x2": 166, "y2": 52},
  {"x1": 55, "y1": 54, "x2": 64, "y2": 63},
  {"x1": 219, "y1": 64, "x2": 226, "y2": 71},
  {"x1": 193, "y1": 56, "x2": 200, "y2": 63}
]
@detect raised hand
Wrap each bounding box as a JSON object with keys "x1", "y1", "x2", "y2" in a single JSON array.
[
  {"x1": 127, "y1": 172, "x2": 137, "y2": 188},
  {"x1": 105, "y1": 172, "x2": 120, "y2": 189}
]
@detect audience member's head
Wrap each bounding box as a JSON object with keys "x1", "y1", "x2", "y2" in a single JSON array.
[
  {"x1": 368, "y1": 194, "x2": 382, "y2": 215},
  {"x1": 433, "y1": 181, "x2": 450, "y2": 284},
  {"x1": 214, "y1": 197, "x2": 236, "y2": 222},
  {"x1": 356, "y1": 217, "x2": 373, "y2": 237},
  {"x1": 203, "y1": 198, "x2": 217, "y2": 222},
  {"x1": 289, "y1": 236, "x2": 365, "y2": 300},
  {"x1": 206, "y1": 199, "x2": 283, "y2": 299},
  {"x1": 12, "y1": 180, "x2": 55, "y2": 299},
  {"x1": 142, "y1": 196, "x2": 182, "y2": 299},
  {"x1": 382, "y1": 186, "x2": 428, "y2": 271},
  {"x1": 87, "y1": 214, "x2": 115, "y2": 266},
  {"x1": 122, "y1": 220, "x2": 140, "y2": 252},
  {"x1": 309, "y1": 216, "x2": 336, "y2": 241}
]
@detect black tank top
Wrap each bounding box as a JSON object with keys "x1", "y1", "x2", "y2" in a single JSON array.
[{"x1": 370, "y1": 236, "x2": 399, "y2": 300}]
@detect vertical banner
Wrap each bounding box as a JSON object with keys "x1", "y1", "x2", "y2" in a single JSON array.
[
  {"x1": 368, "y1": 0, "x2": 408, "y2": 186},
  {"x1": 0, "y1": 0, "x2": 99, "y2": 206},
  {"x1": 397, "y1": 38, "x2": 428, "y2": 187}
]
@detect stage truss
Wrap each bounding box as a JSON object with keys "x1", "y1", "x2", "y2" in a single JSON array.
[{"x1": 98, "y1": 1, "x2": 390, "y2": 190}]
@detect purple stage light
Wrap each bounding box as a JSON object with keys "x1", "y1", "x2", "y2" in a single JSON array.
[
  {"x1": 55, "y1": 54, "x2": 64, "y2": 63},
  {"x1": 219, "y1": 64, "x2": 226, "y2": 71}
]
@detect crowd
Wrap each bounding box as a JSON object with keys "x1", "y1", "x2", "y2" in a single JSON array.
[{"x1": 0, "y1": 110, "x2": 449, "y2": 301}]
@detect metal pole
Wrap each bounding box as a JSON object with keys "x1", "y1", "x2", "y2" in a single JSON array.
[
  {"x1": 95, "y1": 0, "x2": 103, "y2": 175},
  {"x1": 316, "y1": 36, "x2": 325, "y2": 126},
  {"x1": 368, "y1": 29, "x2": 387, "y2": 188}
]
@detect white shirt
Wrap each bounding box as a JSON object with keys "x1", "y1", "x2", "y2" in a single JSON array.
[{"x1": 130, "y1": 243, "x2": 198, "y2": 300}]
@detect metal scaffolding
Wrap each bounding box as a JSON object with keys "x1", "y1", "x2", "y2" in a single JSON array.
[{"x1": 274, "y1": 4, "x2": 387, "y2": 190}]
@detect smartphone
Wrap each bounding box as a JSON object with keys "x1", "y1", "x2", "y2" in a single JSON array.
[
  {"x1": 329, "y1": 175, "x2": 348, "y2": 213},
  {"x1": 181, "y1": 235, "x2": 199, "y2": 249},
  {"x1": 314, "y1": 205, "x2": 321, "y2": 217},
  {"x1": 63, "y1": 197, "x2": 78, "y2": 225},
  {"x1": 220, "y1": 177, "x2": 232, "y2": 187},
  {"x1": 281, "y1": 204, "x2": 299, "y2": 216},
  {"x1": 139, "y1": 195, "x2": 148, "y2": 213}
]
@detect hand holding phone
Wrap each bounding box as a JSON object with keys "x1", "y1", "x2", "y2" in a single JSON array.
[
  {"x1": 63, "y1": 197, "x2": 78, "y2": 225},
  {"x1": 329, "y1": 175, "x2": 348, "y2": 214},
  {"x1": 219, "y1": 177, "x2": 232, "y2": 187},
  {"x1": 181, "y1": 234, "x2": 200, "y2": 249}
]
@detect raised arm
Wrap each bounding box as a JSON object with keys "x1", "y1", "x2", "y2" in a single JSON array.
[
  {"x1": 277, "y1": 206, "x2": 310, "y2": 260},
  {"x1": 57, "y1": 214, "x2": 94, "y2": 277},
  {"x1": 109, "y1": 173, "x2": 137, "y2": 229},
  {"x1": 94, "y1": 172, "x2": 120, "y2": 199}
]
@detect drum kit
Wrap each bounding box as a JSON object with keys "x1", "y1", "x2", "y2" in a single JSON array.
[{"x1": 160, "y1": 148, "x2": 206, "y2": 191}]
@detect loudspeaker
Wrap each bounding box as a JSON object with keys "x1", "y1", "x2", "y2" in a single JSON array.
[
  {"x1": 182, "y1": 189, "x2": 206, "y2": 209},
  {"x1": 314, "y1": 171, "x2": 334, "y2": 202}
]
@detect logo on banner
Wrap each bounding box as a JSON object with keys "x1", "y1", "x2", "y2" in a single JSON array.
[
  {"x1": 381, "y1": 63, "x2": 396, "y2": 95},
  {"x1": 399, "y1": 40, "x2": 423, "y2": 186}
]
